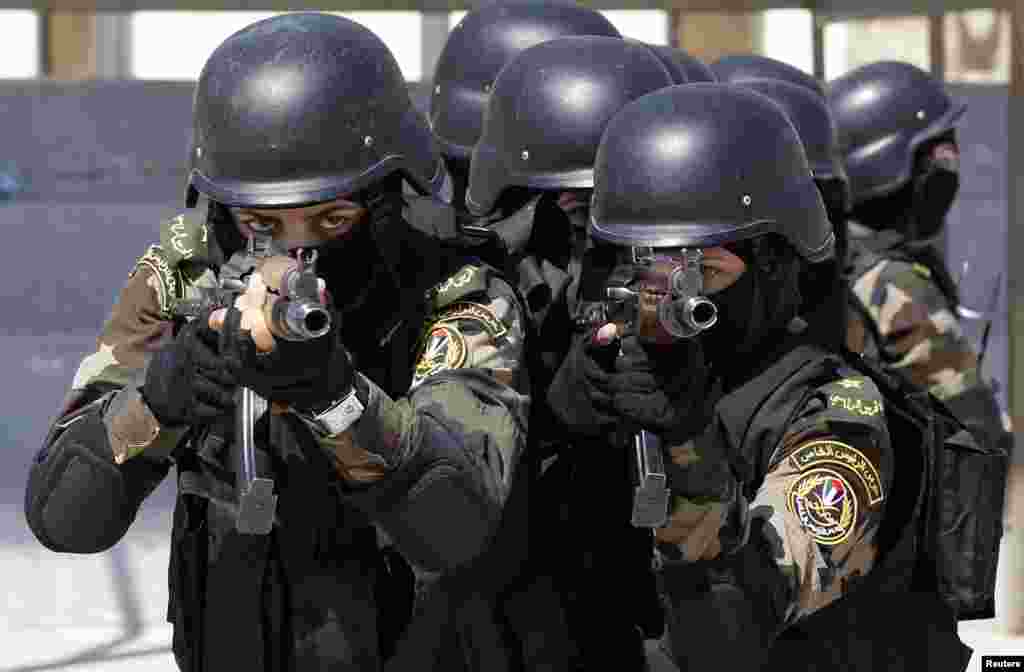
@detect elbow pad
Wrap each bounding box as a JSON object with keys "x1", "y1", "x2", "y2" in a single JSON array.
[
  {"x1": 26, "y1": 396, "x2": 135, "y2": 553},
  {"x1": 660, "y1": 520, "x2": 790, "y2": 669},
  {"x1": 346, "y1": 413, "x2": 503, "y2": 573},
  {"x1": 719, "y1": 517, "x2": 792, "y2": 642}
]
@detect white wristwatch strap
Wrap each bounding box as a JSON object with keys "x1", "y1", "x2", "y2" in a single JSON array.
[{"x1": 305, "y1": 388, "x2": 365, "y2": 436}]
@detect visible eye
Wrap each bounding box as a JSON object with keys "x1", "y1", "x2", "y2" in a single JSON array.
[
  {"x1": 240, "y1": 218, "x2": 276, "y2": 234},
  {"x1": 319, "y1": 215, "x2": 353, "y2": 231}
]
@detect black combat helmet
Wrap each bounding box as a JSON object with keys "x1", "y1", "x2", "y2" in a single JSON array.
[
  {"x1": 186, "y1": 12, "x2": 448, "y2": 209},
  {"x1": 731, "y1": 78, "x2": 850, "y2": 351},
  {"x1": 430, "y1": 0, "x2": 622, "y2": 161},
  {"x1": 711, "y1": 54, "x2": 825, "y2": 98},
  {"x1": 732, "y1": 78, "x2": 850, "y2": 216},
  {"x1": 590, "y1": 83, "x2": 833, "y2": 263},
  {"x1": 647, "y1": 45, "x2": 717, "y2": 84},
  {"x1": 466, "y1": 36, "x2": 675, "y2": 217},
  {"x1": 827, "y1": 60, "x2": 966, "y2": 206}
]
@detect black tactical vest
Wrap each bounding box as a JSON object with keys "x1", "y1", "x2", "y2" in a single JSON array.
[
  {"x1": 708, "y1": 342, "x2": 971, "y2": 671},
  {"x1": 168, "y1": 414, "x2": 387, "y2": 672},
  {"x1": 167, "y1": 200, "x2": 479, "y2": 672},
  {"x1": 373, "y1": 197, "x2": 583, "y2": 672},
  {"x1": 845, "y1": 228, "x2": 1008, "y2": 624}
]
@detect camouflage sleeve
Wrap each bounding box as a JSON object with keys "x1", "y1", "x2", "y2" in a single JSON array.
[
  {"x1": 655, "y1": 439, "x2": 747, "y2": 564},
  {"x1": 747, "y1": 373, "x2": 892, "y2": 628},
  {"x1": 316, "y1": 270, "x2": 528, "y2": 483},
  {"x1": 314, "y1": 268, "x2": 529, "y2": 570},
  {"x1": 850, "y1": 258, "x2": 978, "y2": 400},
  {"x1": 655, "y1": 372, "x2": 891, "y2": 628},
  {"x1": 26, "y1": 245, "x2": 191, "y2": 553},
  {"x1": 54, "y1": 244, "x2": 196, "y2": 463}
]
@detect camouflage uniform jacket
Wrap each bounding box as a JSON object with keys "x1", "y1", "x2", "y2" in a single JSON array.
[
  {"x1": 655, "y1": 343, "x2": 893, "y2": 632},
  {"x1": 844, "y1": 224, "x2": 976, "y2": 399},
  {"x1": 844, "y1": 222, "x2": 1012, "y2": 451},
  {"x1": 27, "y1": 210, "x2": 530, "y2": 671}
]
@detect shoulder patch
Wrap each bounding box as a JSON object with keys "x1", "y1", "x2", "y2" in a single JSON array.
[
  {"x1": 413, "y1": 323, "x2": 469, "y2": 383},
  {"x1": 427, "y1": 264, "x2": 490, "y2": 311},
  {"x1": 130, "y1": 245, "x2": 181, "y2": 319},
  {"x1": 434, "y1": 301, "x2": 508, "y2": 339},
  {"x1": 911, "y1": 262, "x2": 932, "y2": 279},
  {"x1": 789, "y1": 439, "x2": 884, "y2": 505},
  {"x1": 824, "y1": 376, "x2": 884, "y2": 418},
  {"x1": 159, "y1": 212, "x2": 209, "y2": 266},
  {"x1": 787, "y1": 468, "x2": 858, "y2": 546},
  {"x1": 828, "y1": 394, "x2": 883, "y2": 417}
]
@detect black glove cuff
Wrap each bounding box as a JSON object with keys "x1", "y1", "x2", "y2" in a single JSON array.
[
  {"x1": 300, "y1": 373, "x2": 360, "y2": 416},
  {"x1": 138, "y1": 386, "x2": 184, "y2": 429},
  {"x1": 291, "y1": 350, "x2": 359, "y2": 416}
]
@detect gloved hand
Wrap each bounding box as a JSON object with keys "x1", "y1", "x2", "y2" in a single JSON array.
[
  {"x1": 140, "y1": 312, "x2": 237, "y2": 427},
  {"x1": 609, "y1": 332, "x2": 708, "y2": 439},
  {"x1": 216, "y1": 304, "x2": 354, "y2": 412},
  {"x1": 547, "y1": 324, "x2": 709, "y2": 440},
  {"x1": 611, "y1": 333, "x2": 731, "y2": 500},
  {"x1": 545, "y1": 326, "x2": 618, "y2": 436}
]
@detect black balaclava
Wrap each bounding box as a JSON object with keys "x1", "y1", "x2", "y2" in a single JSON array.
[
  {"x1": 445, "y1": 155, "x2": 471, "y2": 215},
  {"x1": 490, "y1": 186, "x2": 538, "y2": 222},
  {"x1": 559, "y1": 187, "x2": 591, "y2": 233},
  {"x1": 849, "y1": 131, "x2": 961, "y2": 308},
  {"x1": 852, "y1": 130, "x2": 960, "y2": 243},
  {"x1": 817, "y1": 178, "x2": 850, "y2": 268},
  {"x1": 207, "y1": 200, "x2": 245, "y2": 265},
  {"x1": 700, "y1": 235, "x2": 804, "y2": 392},
  {"x1": 579, "y1": 234, "x2": 803, "y2": 393},
  {"x1": 321, "y1": 177, "x2": 398, "y2": 314},
  {"x1": 206, "y1": 174, "x2": 416, "y2": 351},
  {"x1": 560, "y1": 188, "x2": 592, "y2": 318},
  {"x1": 209, "y1": 188, "x2": 390, "y2": 315},
  {"x1": 797, "y1": 178, "x2": 850, "y2": 352},
  {"x1": 910, "y1": 130, "x2": 961, "y2": 241},
  {"x1": 481, "y1": 187, "x2": 577, "y2": 312}
]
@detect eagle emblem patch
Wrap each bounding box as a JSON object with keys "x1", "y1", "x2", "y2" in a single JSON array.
[
  {"x1": 789, "y1": 440, "x2": 884, "y2": 505},
  {"x1": 787, "y1": 468, "x2": 858, "y2": 546},
  {"x1": 413, "y1": 324, "x2": 468, "y2": 382}
]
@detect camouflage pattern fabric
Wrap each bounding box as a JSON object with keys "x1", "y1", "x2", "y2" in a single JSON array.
[
  {"x1": 316, "y1": 267, "x2": 530, "y2": 485},
  {"x1": 847, "y1": 252, "x2": 980, "y2": 402},
  {"x1": 49, "y1": 211, "x2": 531, "y2": 671},
  {"x1": 63, "y1": 212, "x2": 530, "y2": 484},
  {"x1": 64, "y1": 211, "x2": 216, "y2": 460},
  {"x1": 845, "y1": 231, "x2": 1012, "y2": 440},
  {"x1": 655, "y1": 372, "x2": 892, "y2": 628}
]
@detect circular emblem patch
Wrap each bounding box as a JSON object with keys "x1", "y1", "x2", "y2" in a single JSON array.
[
  {"x1": 786, "y1": 468, "x2": 858, "y2": 546},
  {"x1": 414, "y1": 324, "x2": 468, "y2": 381}
]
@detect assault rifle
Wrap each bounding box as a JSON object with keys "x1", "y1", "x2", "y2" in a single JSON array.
[
  {"x1": 173, "y1": 233, "x2": 331, "y2": 535},
  {"x1": 576, "y1": 247, "x2": 717, "y2": 529}
]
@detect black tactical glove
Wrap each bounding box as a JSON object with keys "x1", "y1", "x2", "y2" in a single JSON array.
[
  {"x1": 546, "y1": 328, "x2": 619, "y2": 437},
  {"x1": 608, "y1": 334, "x2": 709, "y2": 440},
  {"x1": 141, "y1": 311, "x2": 237, "y2": 427},
  {"x1": 612, "y1": 336, "x2": 734, "y2": 500},
  {"x1": 217, "y1": 304, "x2": 354, "y2": 411},
  {"x1": 547, "y1": 327, "x2": 709, "y2": 440}
]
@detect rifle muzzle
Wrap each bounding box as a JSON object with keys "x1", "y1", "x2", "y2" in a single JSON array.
[
  {"x1": 658, "y1": 295, "x2": 718, "y2": 339},
  {"x1": 268, "y1": 299, "x2": 332, "y2": 341}
]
